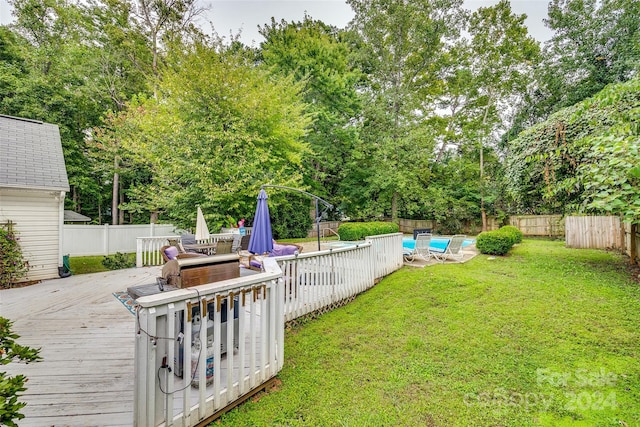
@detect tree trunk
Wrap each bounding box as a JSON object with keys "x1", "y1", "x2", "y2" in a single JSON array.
[
  {"x1": 479, "y1": 95, "x2": 493, "y2": 233},
  {"x1": 118, "y1": 182, "x2": 125, "y2": 225},
  {"x1": 150, "y1": 211, "x2": 158, "y2": 224},
  {"x1": 391, "y1": 191, "x2": 398, "y2": 221},
  {"x1": 112, "y1": 160, "x2": 119, "y2": 226},
  {"x1": 480, "y1": 144, "x2": 487, "y2": 232}
]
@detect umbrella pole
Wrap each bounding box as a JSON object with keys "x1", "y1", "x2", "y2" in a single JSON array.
[{"x1": 316, "y1": 199, "x2": 321, "y2": 251}]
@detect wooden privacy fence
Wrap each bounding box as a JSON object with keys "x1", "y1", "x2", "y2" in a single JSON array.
[
  {"x1": 397, "y1": 216, "x2": 562, "y2": 236},
  {"x1": 565, "y1": 216, "x2": 623, "y2": 249},
  {"x1": 565, "y1": 216, "x2": 640, "y2": 263},
  {"x1": 508, "y1": 215, "x2": 564, "y2": 237}
]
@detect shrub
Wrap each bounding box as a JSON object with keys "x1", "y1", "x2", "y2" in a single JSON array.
[
  {"x1": 338, "y1": 222, "x2": 399, "y2": 241},
  {"x1": 269, "y1": 194, "x2": 314, "y2": 240},
  {"x1": 102, "y1": 252, "x2": 135, "y2": 270},
  {"x1": 0, "y1": 222, "x2": 29, "y2": 289},
  {"x1": 476, "y1": 230, "x2": 516, "y2": 255},
  {"x1": 1, "y1": 317, "x2": 41, "y2": 426},
  {"x1": 499, "y1": 225, "x2": 523, "y2": 244}
]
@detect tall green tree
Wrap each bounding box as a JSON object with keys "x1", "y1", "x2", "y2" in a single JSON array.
[
  {"x1": 466, "y1": 0, "x2": 539, "y2": 229},
  {"x1": 509, "y1": 0, "x2": 640, "y2": 136},
  {"x1": 345, "y1": 0, "x2": 465, "y2": 220},
  {"x1": 505, "y1": 78, "x2": 640, "y2": 216},
  {"x1": 95, "y1": 43, "x2": 312, "y2": 228},
  {"x1": 4, "y1": 0, "x2": 108, "y2": 217},
  {"x1": 259, "y1": 17, "x2": 361, "y2": 211}
]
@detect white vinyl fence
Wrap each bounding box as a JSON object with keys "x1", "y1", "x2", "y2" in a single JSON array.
[
  {"x1": 133, "y1": 233, "x2": 403, "y2": 426},
  {"x1": 63, "y1": 224, "x2": 177, "y2": 256}
]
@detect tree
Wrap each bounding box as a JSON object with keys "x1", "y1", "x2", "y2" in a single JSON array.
[
  {"x1": 259, "y1": 17, "x2": 361, "y2": 211},
  {"x1": 94, "y1": 42, "x2": 312, "y2": 228},
  {"x1": 466, "y1": 0, "x2": 539, "y2": 230},
  {"x1": 132, "y1": 0, "x2": 205, "y2": 85},
  {"x1": 508, "y1": 0, "x2": 640, "y2": 136},
  {"x1": 345, "y1": 0, "x2": 465, "y2": 220},
  {"x1": 504, "y1": 78, "x2": 640, "y2": 216}
]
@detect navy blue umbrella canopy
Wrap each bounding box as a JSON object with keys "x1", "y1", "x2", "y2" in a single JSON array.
[{"x1": 248, "y1": 189, "x2": 274, "y2": 255}]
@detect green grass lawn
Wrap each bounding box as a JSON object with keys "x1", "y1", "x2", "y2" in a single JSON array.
[
  {"x1": 68, "y1": 253, "x2": 136, "y2": 275},
  {"x1": 216, "y1": 239, "x2": 640, "y2": 426}
]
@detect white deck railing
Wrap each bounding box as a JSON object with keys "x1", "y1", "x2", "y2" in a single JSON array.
[
  {"x1": 133, "y1": 233, "x2": 403, "y2": 426},
  {"x1": 134, "y1": 258, "x2": 284, "y2": 427},
  {"x1": 136, "y1": 233, "x2": 240, "y2": 267}
]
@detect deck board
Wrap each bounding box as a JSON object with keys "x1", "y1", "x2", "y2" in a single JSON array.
[{"x1": 1, "y1": 267, "x2": 159, "y2": 427}]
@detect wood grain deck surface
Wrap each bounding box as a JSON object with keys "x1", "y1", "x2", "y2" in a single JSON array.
[{"x1": 1, "y1": 267, "x2": 161, "y2": 427}]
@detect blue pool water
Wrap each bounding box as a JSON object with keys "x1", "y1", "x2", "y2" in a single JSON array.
[{"x1": 402, "y1": 237, "x2": 474, "y2": 251}]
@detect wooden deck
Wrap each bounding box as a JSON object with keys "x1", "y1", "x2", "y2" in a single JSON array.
[
  {"x1": 2, "y1": 236, "x2": 405, "y2": 426},
  {"x1": 1, "y1": 266, "x2": 162, "y2": 426}
]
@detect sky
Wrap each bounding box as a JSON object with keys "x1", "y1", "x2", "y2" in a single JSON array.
[{"x1": 0, "y1": 0, "x2": 553, "y2": 44}]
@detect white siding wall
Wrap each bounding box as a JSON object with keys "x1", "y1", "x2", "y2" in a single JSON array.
[{"x1": 0, "y1": 188, "x2": 62, "y2": 282}]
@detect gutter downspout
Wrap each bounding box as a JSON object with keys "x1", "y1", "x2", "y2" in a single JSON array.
[{"x1": 58, "y1": 191, "x2": 71, "y2": 278}]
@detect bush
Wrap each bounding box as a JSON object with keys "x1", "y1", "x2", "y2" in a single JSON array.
[
  {"x1": 0, "y1": 222, "x2": 29, "y2": 289},
  {"x1": 102, "y1": 252, "x2": 135, "y2": 270},
  {"x1": 499, "y1": 225, "x2": 523, "y2": 244},
  {"x1": 337, "y1": 222, "x2": 399, "y2": 241},
  {"x1": 1, "y1": 317, "x2": 41, "y2": 426},
  {"x1": 476, "y1": 230, "x2": 516, "y2": 256},
  {"x1": 269, "y1": 194, "x2": 314, "y2": 240}
]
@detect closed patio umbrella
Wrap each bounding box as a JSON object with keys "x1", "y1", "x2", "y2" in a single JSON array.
[
  {"x1": 248, "y1": 189, "x2": 273, "y2": 255},
  {"x1": 195, "y1": 206, "x2": 210, "y2": 241}
]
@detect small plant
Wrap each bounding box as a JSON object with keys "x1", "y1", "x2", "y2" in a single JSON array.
[
  {"x1": 0, "y1": 317, "x2": 41, "y2": 427},
  {"x1": 0, "y1": 222, "x2": 29, "y2": 289},
  {"x1": 101, "y1": 252, "x2": 134, "y2": 270}
]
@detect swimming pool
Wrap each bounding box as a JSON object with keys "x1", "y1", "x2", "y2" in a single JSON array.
[{"x1": 402, "y1": 236, "x2": 475, "y2": 251}]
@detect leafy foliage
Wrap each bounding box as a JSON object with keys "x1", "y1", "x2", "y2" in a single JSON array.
[
  {"x1": 505, "y1": 78, "x2": 640, "y2": 217},
  {"x1": 0, "y1": 317, "x2": 41, "y2": 427},
  {"x1": 0, "y1": 222, "x2": 29, "y2": 288},
  {"x1": 259, "y1": 18, "x2": 362, "y2": 211},
  {"x1": 508, "y1": 0, "x2": 640, "y2": 137},
  {"x1": 93, "y1": 43, "x2": 312, "y2": 230},
  {"x1": 101, "y1": 252, "x2": 134, "y2": 270},
  {"x1": 499, "y1": 225, "x2": 523, "y2": 244},
  {"x1": 476, "y1": 226, "x2": 520, "y2": 255},
  {"x1": 268, "y1": 194, "x2": 314, "y2": 240},
  {"x1": 337, "y1": 221, "x2": 399, "y2": 241}
]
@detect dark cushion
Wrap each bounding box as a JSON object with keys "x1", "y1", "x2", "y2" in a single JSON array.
[{"x1": 181, "y1": 233, "x2": 197, "y2": 245}]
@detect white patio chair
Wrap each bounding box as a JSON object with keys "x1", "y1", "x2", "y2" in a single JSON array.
[
  {"x1": 404, "y1": 233, "x2": 435, "y2": 263},
  {"x1": 442, "y1": 234, "x2": 466, "y2": 262}
]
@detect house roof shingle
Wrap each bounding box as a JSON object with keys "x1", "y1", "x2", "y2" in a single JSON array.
[{"x1": 0, "y1": 114, "x2": 70, "y2": 192}]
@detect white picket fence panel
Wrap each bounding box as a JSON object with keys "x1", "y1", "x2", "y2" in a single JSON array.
[
  {"x1": 133, "y1": 233, "x2": 403, "y2": 426},
  {"x1": 63, "y1": 223, "x2": 177, "y2": 256}
]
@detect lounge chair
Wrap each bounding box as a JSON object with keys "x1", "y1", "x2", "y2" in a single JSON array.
[
  {"x1": 240, "y1": 240, "x2": 303, "y2": 271},
  {"x1": 160, "y1": 245, "x2": 205, "y2": 263},
  {"x1": 404, "y1": 233, "x2": 438, "y2": 263},
  {"x1": 215, "y1": 239, "x2": 234, "y2": 255},
  {"x1": 442, "y1": 234, "x2": 466, "y2": 262}
]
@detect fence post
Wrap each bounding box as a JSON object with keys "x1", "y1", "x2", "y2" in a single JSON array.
[
  {"x1": 136, "y1": 238, "x2": 143, "y2": 268},
  {"x1": 630, "y1": 224, "x2": 637, "y2": 265},
  {"x1": 103, "y1": 224, "x2": 109, "y2": 255}
]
